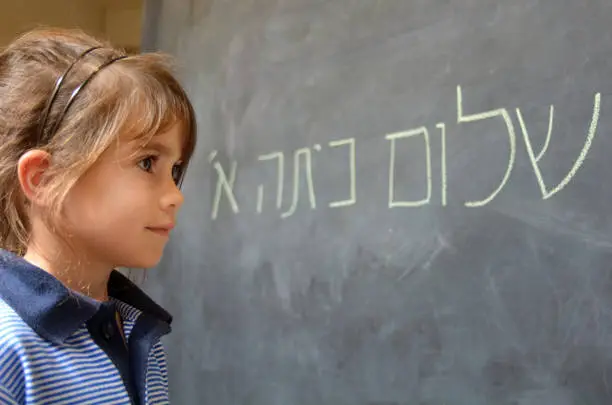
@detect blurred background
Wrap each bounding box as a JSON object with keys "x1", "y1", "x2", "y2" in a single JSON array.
[{"x1": 0, "y1": 0, "x2": 143, "y2": 52}]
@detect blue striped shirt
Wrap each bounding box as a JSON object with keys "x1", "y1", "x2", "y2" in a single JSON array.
[{"x1": 0, "y1": 250, "x2": 173, "y2": 404}]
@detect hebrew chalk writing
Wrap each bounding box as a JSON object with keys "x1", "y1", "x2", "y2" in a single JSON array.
[
  {"x1": 208, "y1": 86, "x2": 602, "y2": 220},
  {"x1": 516, "y1": 93, "x2": 601, "y2": 199},
  {"x1": 436, "y1": 123, "x2": 447, "y2": 207},
  {"x1": 386, "y1": 127, "x2": 432, "y2": 208},
  {"x1": 209, "y1": 151, "x2": 239, "y2": 220},
  {"x1": 257, "y1": 152, "x2": 284, "y2": 213},
  {"x1": 456, "y1": 85, "x2": 517, "y2": 208},
  {"x1": 281, "y1": 148, "x2": 317, "y2": 219},
  {"x1": 328, "y1": 138, "x2": 357, "y2": 208}
]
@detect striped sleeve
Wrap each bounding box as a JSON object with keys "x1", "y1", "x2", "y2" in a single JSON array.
[
  {"x1": 0, "y1": 385, "x2": 18, "y2": 405},
  {"x1": 145, "y1": 340, "x2": 170, "y2": 404},
  {"x1": 0, "y1": 324, "x2": 24, "y2": 405}
]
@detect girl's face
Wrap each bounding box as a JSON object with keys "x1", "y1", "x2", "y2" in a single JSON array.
[{"x1": 61, "y1": 122, "x2": 186, "y2": 269}]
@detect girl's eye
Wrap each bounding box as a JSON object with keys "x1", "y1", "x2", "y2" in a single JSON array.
[
  {"x1": 172, "y1": 164, "x2": 184, "y2": 185},
  {"x1": 138, "y1": 156, "x2": 156, "y2": 172},
  {"x1": 138, "y1": 155, "x2": 183, "y2": 184}
]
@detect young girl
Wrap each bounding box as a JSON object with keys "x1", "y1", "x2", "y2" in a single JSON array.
[{"x1": 0, "y1": 28, "x2": 196, "y2": 404}]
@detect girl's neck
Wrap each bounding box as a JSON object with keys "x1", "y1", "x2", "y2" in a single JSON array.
[
  {"x1": 23, "y1": 214, "x2": 115, "y2": 301},
  {"x1": 23, "y1": 245, "x2": 113, "y2": 302}
]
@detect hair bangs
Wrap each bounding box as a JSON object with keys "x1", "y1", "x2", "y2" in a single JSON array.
[{"x1": 113, "y1": 58, "x2": 197, "y2": 167}]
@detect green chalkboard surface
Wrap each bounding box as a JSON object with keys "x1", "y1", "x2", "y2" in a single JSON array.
[{"x1": 142, "y1": 1, "x2": 612, "y2": 403}]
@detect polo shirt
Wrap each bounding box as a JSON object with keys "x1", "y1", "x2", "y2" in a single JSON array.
[{"x1": 0, "y1": 249, "x2": 173, "y2": 404}]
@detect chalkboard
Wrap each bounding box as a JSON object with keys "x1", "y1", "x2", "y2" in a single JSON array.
[{"x1": 141, "y1": 1, "x2": 612, "y2": 404}]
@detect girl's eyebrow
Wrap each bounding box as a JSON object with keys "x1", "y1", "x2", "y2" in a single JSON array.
[
  {"x1": 142, "y1": 140, "x2": 183, "y2": 161},
  {"x1": 145, "y1": 142, "x2": 170, "y2": 154}
]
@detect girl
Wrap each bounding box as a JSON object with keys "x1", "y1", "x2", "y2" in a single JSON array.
[{"x1": 0, "y1": 27, "x2": 196, "y2": 404}]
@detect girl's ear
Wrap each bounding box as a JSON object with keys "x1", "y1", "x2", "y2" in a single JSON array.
[{"x1": 17, "y1": 150, "x2": 50, "y2": 205}]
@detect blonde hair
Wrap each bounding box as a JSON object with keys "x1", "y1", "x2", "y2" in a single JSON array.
[{"x1": 0, "y1": 28, "x2": 197, "y2": 255}]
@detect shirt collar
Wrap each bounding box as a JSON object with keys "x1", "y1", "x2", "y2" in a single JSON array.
[{"x1": 0, "y1": 249, "x2": 172, "y2": 344}]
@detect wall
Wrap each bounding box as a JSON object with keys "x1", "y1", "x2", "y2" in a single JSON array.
[
  {"x1": 0, "y1": 0, "x2": 143, "y2": 51},
  {"x1": 104, "y1": 0, "x2": 142, "y2": 52}
]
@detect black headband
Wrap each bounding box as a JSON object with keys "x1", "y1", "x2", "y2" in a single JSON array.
[{"x1": 37, "y1": 46, "x2": 128, "y2": 144}]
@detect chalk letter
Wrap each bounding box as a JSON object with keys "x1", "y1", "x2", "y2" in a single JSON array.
[
  {"x1": 210, "y1": 151, "x2": 239, "y2": 219},
  {"x1": 328, "y1": 138, "x2": 356, "y2": 208},
  {"x1": 257, "y1": 152, "x2": 284, "y2": 213},
  {"x1": 256, "y1": 185, "x2": 264, "y2": 214},
  {"x1": 281, "y1": 148, "x2": 317, "y2": 218},
  {"x1": 516, "y1": 93, "x2": 601, "y2": 199},
  {"x1": 457, "y1": 85, "x2": 516, "y2": 207},
  {"x1": 436, "y1": 123, "x2": 447, "y2": 206},
  {"x1": 386, "y1": 127, "x2": 432, "y2": 208}
]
